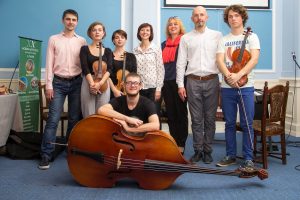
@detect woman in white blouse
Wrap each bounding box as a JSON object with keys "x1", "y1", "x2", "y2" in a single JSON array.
[{"x1": 133, "y1": 23, "x2": 164, "y2": 127}]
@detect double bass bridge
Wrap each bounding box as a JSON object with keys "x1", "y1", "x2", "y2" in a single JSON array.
[{"x1": 117, "y1": 149, "x2": 123, "y2": 170}]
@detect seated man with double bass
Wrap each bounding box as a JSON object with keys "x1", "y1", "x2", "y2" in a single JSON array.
[
  {"x1": 98, "y1": 72, "x2": 160, "y2": 133},
  {"x1": 70, "y1": 72, "x2": 267, "y2": 189}
]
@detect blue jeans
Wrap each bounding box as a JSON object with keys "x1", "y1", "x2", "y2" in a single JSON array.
[
  {"x1": 221, "y1": 87, "x2": 254, "y2": 160},
  {"x1": 41, "y1": 76, "x2": 82, "y2": 159}
]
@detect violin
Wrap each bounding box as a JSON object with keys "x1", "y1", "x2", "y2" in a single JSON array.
[
  {"x1": 115, "y1": 52, "x2": 129, "y2": 94},
  {"x1": 92, "y1": 41, "x2": 108, "y2": 93},
  {"x1": 225, "y1": 27, "x2": 252, "y2": 87},
  {"x1": 67, "y1": 115, "x2": 268, "y2": 190}
]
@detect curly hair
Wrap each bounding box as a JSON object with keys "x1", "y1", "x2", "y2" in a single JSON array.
[{"x1": 223, "y1": 4, "x2": 248, "y2": 27}]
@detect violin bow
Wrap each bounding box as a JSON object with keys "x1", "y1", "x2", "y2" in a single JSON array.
[
  {"x1": 237, "y1": 88, "x2": 254, "y2": 150},
  {"x1": 237, "y1": 27, "x2": 254, "y2": 150}
]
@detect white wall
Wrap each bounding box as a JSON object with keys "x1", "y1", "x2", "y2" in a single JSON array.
[{"x1": 131, "y1": 0, "x2": 161, "y2": 49}]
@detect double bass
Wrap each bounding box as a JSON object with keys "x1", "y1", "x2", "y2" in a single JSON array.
[
  {"x1": 92, "y1": 41, "x2": 108, "y2": 93},
  {"x1": 225, "y1": 27, "x2": 252, "y2": 87},
  {"x1": 67, "y1": 115, "x2": 268, "y2": 190},
  {"x1": 115, "y1": 52, "x2": 129, "y2": 94}
]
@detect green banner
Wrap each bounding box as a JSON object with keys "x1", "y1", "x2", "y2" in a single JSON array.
[{"x1": 18, "y1": 37, "x2": 42, "y2": 132}]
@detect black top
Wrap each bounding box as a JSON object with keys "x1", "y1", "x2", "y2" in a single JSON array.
[
  {"x1": 109, "y1": 95, "x2": 157, "y2": 123},
  {"x1": 80, "y1": 45, "x2": 113, "y2": 76},
  {"x1": 111, "y1": 52, "x2": 137, "y2": 85},
  {"x1": 161, "y1": 41, "x2": 179, "y2": 81}
]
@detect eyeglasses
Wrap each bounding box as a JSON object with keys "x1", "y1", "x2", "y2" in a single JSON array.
[
  {"x1": 169, "y1": 16, "x2": 179, "y2": 20},
  {"x1": 125, "y1": 81, "x2": 141, "y2": 87}
]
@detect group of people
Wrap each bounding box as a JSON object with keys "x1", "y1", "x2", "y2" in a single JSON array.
[{"x1": 39, "y1": 4, "x2": 260, "y2": 173}]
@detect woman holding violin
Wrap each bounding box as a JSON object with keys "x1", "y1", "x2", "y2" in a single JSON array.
[
  {"x1": 109, "y1": 29, "x2": 137, "y2": 98},
  {"x1": 216, "y1": 4, "x2": 260, "y2": 169},
  {"x1": 80, "y1": 21, "x2": 112, "y2": 118}
]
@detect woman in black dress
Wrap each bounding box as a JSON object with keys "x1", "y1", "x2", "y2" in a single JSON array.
[
  {"x1": 109, "y1": 29, "x2": 137, "y2": 98},
  {"x1": 80, "y1": 21, "x2": 112, "y2": 118}
]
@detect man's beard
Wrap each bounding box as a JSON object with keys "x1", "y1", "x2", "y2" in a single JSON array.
[
  {"x1": 196, "y1": 21, "x2": 205, "y2": 28},
  {"x1": 126, "y1": 91, "x2": 139, "y2": 97}
]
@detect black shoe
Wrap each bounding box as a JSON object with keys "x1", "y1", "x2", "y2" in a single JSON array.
[
  {"x1": 38, "y1": 156, "x2": 50, "y2": 170},
  {"x1": 203, "y1": 152, "x2": 213, "y2": 164},
  {"x1": 0, "y1": 145, "x2": 7, "y2": 155},
  {"x1": 190, "y1": 151, "x2": 202, "y2": 163}
]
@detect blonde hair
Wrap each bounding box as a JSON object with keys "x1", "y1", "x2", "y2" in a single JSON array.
[{"x1": 165, "y1": 17, "x2": 185, "y2": 38}]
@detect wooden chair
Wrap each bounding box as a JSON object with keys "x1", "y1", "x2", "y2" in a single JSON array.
[
  {"x1": 238, "y1": 81, "x2": 289, "y2": 169},
  {"x1": 215, "y1": 86, "x2": 224, "y2": 121},
  {"x1": 38, "y1": 82, "x2": 68, "y2": 137}
]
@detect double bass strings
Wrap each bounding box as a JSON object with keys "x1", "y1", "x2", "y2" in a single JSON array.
[{"x1": 102, "y1": 153, "x2": 241, "y2": 177}]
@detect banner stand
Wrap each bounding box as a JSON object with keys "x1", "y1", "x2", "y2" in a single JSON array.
[{"x1": 18, "y1": 36, "x2": 42, "y2": 132}]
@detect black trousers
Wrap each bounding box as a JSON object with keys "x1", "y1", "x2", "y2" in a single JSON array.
[
  {"x1": 162, "y1": 80, "x2": 189, "y2": 147},
  {"x1": 140, "y1": 88, "x2": 162, "y2": 129}
]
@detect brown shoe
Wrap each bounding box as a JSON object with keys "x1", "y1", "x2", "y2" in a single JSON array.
[{"x1": 216, "y1": 156, "x2": 236, "y2": 167}]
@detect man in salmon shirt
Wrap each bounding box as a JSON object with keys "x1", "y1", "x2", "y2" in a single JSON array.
[{"x1": 39, "y1": 9, "x2": 86, "y2": 170}]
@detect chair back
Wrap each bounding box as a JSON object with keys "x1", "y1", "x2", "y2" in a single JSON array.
[
  {"x1": 38, "y1": 81, "x2": 68, "y2": 136},
  {"x1": 250, "y1": 81, "x2": 289, "y2": 168},
  {"x1": 38, "y1": 82, "x2": 49, "y2": 116},
  {"x1": 261, "y1": 81, "x2": 289, "y2": 131}
]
